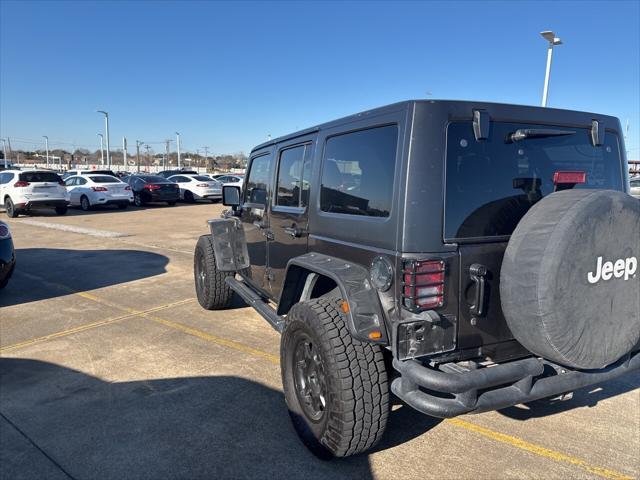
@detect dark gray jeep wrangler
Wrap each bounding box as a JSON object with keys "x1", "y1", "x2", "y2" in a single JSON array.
[{"x1": 194, "y1": 100, "x2": 639, "y2": 458}]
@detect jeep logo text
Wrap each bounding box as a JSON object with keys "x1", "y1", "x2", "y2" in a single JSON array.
[{"x1": 587, "y1": 256, "x2": 637, "y2": 284}]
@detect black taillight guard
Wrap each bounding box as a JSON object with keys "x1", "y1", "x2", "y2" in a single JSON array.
[{"x1": 401, "y1": 259, "x2": 445, "y2": 313}]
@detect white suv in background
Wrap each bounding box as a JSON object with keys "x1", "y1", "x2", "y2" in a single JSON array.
[{"x1": 0, "y1": 170, "x2": 70, "y2": 218}]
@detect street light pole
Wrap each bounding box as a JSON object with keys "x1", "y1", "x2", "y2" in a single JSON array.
[
  {"x1": 98, "y1": 134, "x2": 104, "y2": 166},
  {"x1": 540, "y1": 30, "x2": 563, "y2": 107},
  {"x1": 123, "y1": 137, "x2": 127, "y2": 168},
  {"x1": 175, "y1": 132, "x2": 181, "y2": 168},
  {"x1": 42, "y1": 136, "x2": 49, "y2": 168},
  {"x1": 202, "y1": 146, "x2": 209, "y2": 173},
  {"x1": 1, "y1": 139, "x2": 8, "y2": 168},
  {"x1": 136, "y1": 140, "x2": 143, "y2": 173},
  {"x1": 97, "y1": 110, "x2": 111, "y2": 168}
]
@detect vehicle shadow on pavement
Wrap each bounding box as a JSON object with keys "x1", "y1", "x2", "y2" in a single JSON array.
[
  {"x1": 498, "y1": 372, "x2": 640, "y2": 420},
  {"x1": 0, "y1": 358, "x2": 387, "y2": 480},
  {"x1": 0, "y1": 248, "x2": 168, "y2": 307}
]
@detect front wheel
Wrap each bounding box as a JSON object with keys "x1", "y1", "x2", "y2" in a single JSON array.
[
  {"x1": 281, "y1": 298, "x2": 389, "y2": 458},
  {"x1": 134, "y1": 193, "x2": 144, "y2": 207},
  {"x1": 194, "y1": 235, "x2": 234, "y2": 309}
]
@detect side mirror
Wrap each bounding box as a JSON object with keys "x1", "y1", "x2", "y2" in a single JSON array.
[{"x1": 222, "y1": 185, "x2": 241, "y2": 207}]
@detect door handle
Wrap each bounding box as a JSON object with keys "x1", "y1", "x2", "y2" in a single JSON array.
[{"x1": 469, "y1": 263, "x2": 488, "y2": 318}]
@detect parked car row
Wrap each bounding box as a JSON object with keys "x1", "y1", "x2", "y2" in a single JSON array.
[{"x1": 1, "y1": 168, "x2": 243, "y2": 217}]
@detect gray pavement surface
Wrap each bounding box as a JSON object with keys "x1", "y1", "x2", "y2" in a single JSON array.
[{"x1": 0, "y1": 202, "x2": 638, "y2": 480}]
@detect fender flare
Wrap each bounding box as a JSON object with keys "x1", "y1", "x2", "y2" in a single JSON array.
[{"x1": 278, "y1": 252, "x2": 389, "y2": 344}]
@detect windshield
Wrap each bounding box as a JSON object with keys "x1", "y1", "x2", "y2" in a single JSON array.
[
  {"x1": 19, "y1": 171, "x2": 62, "y2": 183},
  {"x1": 445, "y1": 121, "x2": 623, "y2": 240}
]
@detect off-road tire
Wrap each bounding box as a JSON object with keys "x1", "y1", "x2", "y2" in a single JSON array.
[
  {"x1": 194, "y1": 234, "x2": 233, "y2": 309},
  {"x1": 5, "y1": 198, "x2": 19, "y2": 218},
  {"x1": 281, "y1": 297, "x2": 389, "y2": 458},
  {"x1": 80, "y1": 195, "x2": 91, "y2": 211},
  {"x1": 55, "y1": 206, "x2": 68, "y2": 215}
]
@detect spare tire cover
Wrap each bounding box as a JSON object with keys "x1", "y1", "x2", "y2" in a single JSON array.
[{"x1": 501, "y1": 189, "x2": 640, "y2": 369}]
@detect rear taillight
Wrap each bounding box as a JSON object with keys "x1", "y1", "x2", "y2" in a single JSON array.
[
  {"x1": 14, "y1": 181, "x2": 30, "y2": 187},
  {"x1": 124, "y1": 186, "x2": 132, "y2": 190},
  {"x1": 91, "y1": 186, "x2": 108, "y2": 192},
  {"x1": 402, "y1": 260, "x2": 445, "y2": 311},
  {"x1": 196, "y1": 183, "x2": 209, "y2": 187},
  {"x1": 144, "y1": 184, "x2": 161, "y2": 190},
  {"x1": 553, "y1": 171, "x2": 586, "y2": 185}
]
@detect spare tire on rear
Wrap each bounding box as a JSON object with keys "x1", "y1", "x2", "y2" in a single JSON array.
[{"x1": 501, "y1": 189, "x2": 640, "y2": 369}]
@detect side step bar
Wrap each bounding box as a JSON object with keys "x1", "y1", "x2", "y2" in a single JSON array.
[{"x1": 225, "y1": 277, "x2": 284, "y2": 333}]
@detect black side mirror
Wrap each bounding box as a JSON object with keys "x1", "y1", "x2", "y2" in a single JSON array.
[{"x1": 222, "y1": 185, "x2": 241, "y2": 207}]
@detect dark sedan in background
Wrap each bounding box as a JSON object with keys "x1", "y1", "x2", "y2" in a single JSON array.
[
  {"x1": 0, "y1": 220, "x2": 15, "y2": 289},
  {"x1": 125, "y1": 175, "x2": 180, "y2": 206}
]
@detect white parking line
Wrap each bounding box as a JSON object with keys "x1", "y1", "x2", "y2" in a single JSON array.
[{"x1": 17, "y1": 219, "x2": 130, "y2": 238}]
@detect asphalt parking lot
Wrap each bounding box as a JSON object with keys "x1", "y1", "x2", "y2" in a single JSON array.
[{"x1": 0, "y1": 203, "x2": 638, "y2": 480}]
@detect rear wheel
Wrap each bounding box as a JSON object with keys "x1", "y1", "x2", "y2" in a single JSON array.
[
  {"x1": 80, "y1": 195, "x2": 91, "y2": 211},
  {"x1": 281, "y1": 298, "x2": 389, "y2": 458},
  {"x1": 184, "y1": 191, "x2": 195, "y2": 203},
  {"x1": 55, "y1": 206, "x2": 68, "y2": 215},
  {"x1": 194, "y1": 234, "x2": 234, "y2": 309},
  {"x1": 134, "y1": 193, "x2": 144, "y2": 207},
  {"x1": 5, "y1": 198, "x2": 19, "y2": 218}
]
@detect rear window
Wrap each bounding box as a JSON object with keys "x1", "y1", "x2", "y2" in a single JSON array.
[
  {"x1": 139, "y1": 176, "x2": 166, "y2": 183},
  {"x1": 193, "y1": 176, "x2": 212, "y2": 182},
  {"x1": 19, "y1": 171, "x2": 61, "y2": 183},
  {"x1": 89, "y1": 175, "x2": 120, "y2": 183},
  {"x1": 445, "y1": 121, "x2": 623, "y2": 240}
]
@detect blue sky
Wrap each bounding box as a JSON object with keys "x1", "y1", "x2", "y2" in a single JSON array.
[{"x1": 1, "y1": 0, "x2": 638, "y2": 157}]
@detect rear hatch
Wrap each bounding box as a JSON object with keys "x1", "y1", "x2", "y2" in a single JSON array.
[
  {"x1": 444, "y1": 120, "x2": 624, "y2": 361},
  {"x1": 89, "y1": 176, "x2": 129, "y2": 197},
  {"x1": 19, "y1": 171, "x2": 66, "y2": 200}
]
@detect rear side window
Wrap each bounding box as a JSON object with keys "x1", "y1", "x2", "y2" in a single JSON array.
[
  {"x1": 193, "y1": 176, "x2": 212, "y2": 182},
  {"x1": 276, "y1": 145, "x2": 310, "y2": 208},
  {"x1": 0, "y1": 173, "x2": 14, "y2": 184},
  {"x1": 19, "y1": 171, "x2": 61, "y2": 183},
  {"x1": 444, "y1": 121, "x2": 623, "y2": 240},
  {"x1": 320, "y1": 125, "x2": 398, "y2": 218},
  {"x1": 245, "y1": 154, "x2": 273, "y2": 205}
]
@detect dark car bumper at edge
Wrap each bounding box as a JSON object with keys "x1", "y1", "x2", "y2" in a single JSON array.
[{"x1": 0, "y1": 238, "x2": 16, "y2": 286}]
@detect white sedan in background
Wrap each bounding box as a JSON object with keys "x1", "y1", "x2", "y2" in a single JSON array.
[
  {"x1": 213, "y1": 174, "x2": 244, "y2": 190},
  {"x1": 630, "y1": 176, "x2": 640, "y2": 199},
  {"x1": 167, "y1": 174, "x2": 222, "y2": 203},
  {"x1": 64, "y1": 175, "x2": 133, "y2": 211}
]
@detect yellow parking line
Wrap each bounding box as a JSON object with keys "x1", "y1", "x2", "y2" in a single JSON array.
[
  {"x1": 144, "y1": 314, "x2": 280, "y2": 364},
  {"x1": 446, "y1": 418, "x2": 633, "y2": 480},
  {"x1": 0, "y1": 298, "x2": 194, "y2": 353},
  {"x1": 4, "y1": 281, "x2": 633, "y2": 479}
]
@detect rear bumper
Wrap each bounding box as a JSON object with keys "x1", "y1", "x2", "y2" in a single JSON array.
[
  {"x1": 146, "y1": 192, "x2": 180, "y2": 202},
  {"x1": 391, "y1": 350, "x2": 640, "y2": 418},
  {"x1": 20, "y1": 199, "x2": 68, "y2": 210}
]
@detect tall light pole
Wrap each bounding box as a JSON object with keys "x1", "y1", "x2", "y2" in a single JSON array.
[
  {"x1": 136, "y1": 140, "x2": 143, "y2": 173},
  {"x1": 165, "y1": 139, "x2": 172, "y2": 169},
  {"x1": 97, "y1": 110, "x2": 111, "y2": 168},
  {"x1": 175, "y1": 132, "x2": 181, "y2": 168},
  {"x1": 540, "y1": 30, "x2": 562, "y2": 107},
  {"x1": 98, "y1": 133, "x2": 104, "y2": 166},
  {"x1": 1, "y1": 139, "x2": 8, "y2": 168},
  {"x1": 202, "y1": 146, "x2": 209, "y2": 173},
  {"x1": 122, "y1": 137, "x2": 128, "y2": 168},
  {"x1": 43, "y1": 136, "x2": 49, "y2": 168}
]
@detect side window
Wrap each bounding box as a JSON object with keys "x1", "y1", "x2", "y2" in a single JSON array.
[
  {"x1": 275, "y1": 145, "x2": 306, "y2": 207},
  {"x1": 320, "y1": 125, "x2": 398, "y2": 218},
  {"x1": 245, "y1": 154, "x2": 273, "y2": 206},
  {"x1": 0, "y1": 173, "x2": 10, "y2": 184},
  {"x1": 64, "y1": 178, "x2": 76, "y2": 186},
  {"x1": 77, "y1": 177, "x2": 87, "y2": 185}
]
